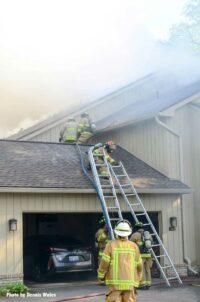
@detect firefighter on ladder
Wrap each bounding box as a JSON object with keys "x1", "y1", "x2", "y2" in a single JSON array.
[
  {"x1": 95, "y1": 217, "x2": 109, "y2": 266},
  {"x1": 92, "y1": 141, "x2": 118, "y2": 178},
  {"x1": 130, "y1": 222, "x2": 153, "y2": 290},
  {"x1": 98, "y1": 219, "x2": 143, "y2": 302},
  {"x1": 77, "y1": 112, "x2": 96, "y2": 144},
  {"x1": 59, "y1": 117, "x2": 78, "y2": 143}
]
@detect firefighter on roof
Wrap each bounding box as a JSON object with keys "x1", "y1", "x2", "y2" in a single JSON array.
[
  {"x1": 98, "y1": 219, "x2": 143, "y2": 302},
  {"x1": 59, "y1": 117, "x2": 78, "y2": 143},
  {"x1": 77, "y1": 112, "x2": 96, "y2": 144}
]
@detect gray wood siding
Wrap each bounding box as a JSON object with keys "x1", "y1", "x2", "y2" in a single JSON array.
[
  {"x1": 93, "y1": 119, "x2": 180, "y2": 179},
  {"x1": 92, "y1": 104, "x2": 200, "y2": 264},
  {"x1": 0, "y1": 192, "x2": 183, "y2": 277}
]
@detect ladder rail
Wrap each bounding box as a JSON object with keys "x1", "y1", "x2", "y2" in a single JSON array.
[
  {"x1": 109, "y1": 161, "x2": 182, "y2": 286},
  {"x1": 88, "y1": 147, "x2": 115, "y2": 239},
  {"x1": 88, "y1": 147, "x2": 123, "y2": 240}
]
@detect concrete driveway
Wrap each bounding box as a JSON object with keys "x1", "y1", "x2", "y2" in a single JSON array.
[{"x1": 0, "y1": 278, "x2": 199, "y2": 302}]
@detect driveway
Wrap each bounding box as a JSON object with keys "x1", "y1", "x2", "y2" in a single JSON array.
[{"x1": 0, "y1": 278, "x2": 199, "y2": 302}]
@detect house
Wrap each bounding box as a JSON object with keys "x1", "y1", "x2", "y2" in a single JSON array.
[
  {"x1": 0, "y1": 140, "x2": 189, "y2": 284},
  {"x1": 3, "y1": 70, "x2": 200, "y2": 282}
]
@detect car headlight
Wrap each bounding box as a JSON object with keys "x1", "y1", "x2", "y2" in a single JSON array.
[{"x1": 55, "y1": 253, "x2": 66, "y2": 262}]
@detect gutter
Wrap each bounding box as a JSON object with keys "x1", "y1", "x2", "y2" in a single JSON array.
[
  {"x1": 155, "y1": 115, "x2": 198, "y2": 275},
  {"x1": 0, "y1": 187, "x2": 191, "y2": 194}
]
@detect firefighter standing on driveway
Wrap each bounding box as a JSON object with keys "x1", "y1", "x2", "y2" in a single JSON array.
[
  {"x1": 77, "y1": 112, "x2": 95, "y2": 144},
  {"x1": 130, "y1": 222, "x2": 153, "y2": 290},
  {"x1": 98, "y1": 220, "x2": 143, "y2": 302},
  {"x1": 93, "y1": 141, "x2": 118, "y2": 177},
  {"x1": 59, "y1": 117, "x2": 77, "y2": 143},
  {"x1": 95, "y1": 218, "x2": 109, "y2": 265}
]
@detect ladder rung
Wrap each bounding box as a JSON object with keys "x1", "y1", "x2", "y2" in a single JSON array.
[
  {"x1": 112, "y1": 165, "x2": 121, "y2": 168},
  {"x1": 121, "y1": 184, "x2": 132, "y2": 187},
  {"x1": 107, "y1": 207, "x2": 119, "y2": 210},
  {"x1": 162, "y1": 266, "x2": 172, "y2": 269},
  {"x1": 102, "y1": 185, "x2": 113, "y2": 188},
  {"x1": 95, "y1": 164, "x2": 106, "y2": 167},
  {"x1": 130, "y1": 203, "x2": 140, "y2": 206},
  {"x1": 152, "y1": 244, "x2": 161, "y2": 247},
  {"x1": 150, "y1": 233, "x2": 156, "y2": 236},
  {"x1": 116, "y1": 175, "x2": 126, "y2": 177},
  {"x1": 167, "y1": 277, "x2": 178, "y2": 280},
  {"x1": 136, "y1": 213, "x2": 145, "y2": 216},
  {"x1": 104, "y1": 196, "x2": 116, "y2": 198},
  {"x1": 156, "y1": 254, "x2": 166, "y2": 258},
  {"x1": 142, "y1": 223, "x2": 150, "y2": 226},
  {"x1": 125, "y1": 193, "x2": 135, "y2": 196}
]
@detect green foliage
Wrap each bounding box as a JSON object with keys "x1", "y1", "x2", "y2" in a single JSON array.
[
  {"x1": 170, "y1": 0, "x2": 200, "y2": 53},
  {"x1": 0, "y1": 283, "x2": 29, "y2": 296}
]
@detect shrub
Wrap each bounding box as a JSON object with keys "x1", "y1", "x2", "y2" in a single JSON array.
[{"x1": 0, "y1": 283, "x2": 29, "y2": 296}]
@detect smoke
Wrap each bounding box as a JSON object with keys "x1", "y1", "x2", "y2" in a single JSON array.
[{"x1": 0, "y1": 0, "x2": 194, "y2": 138}]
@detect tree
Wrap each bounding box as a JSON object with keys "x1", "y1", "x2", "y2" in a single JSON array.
[{"x1": 170, "y1": 0, "x2": 200, "y2": 53}]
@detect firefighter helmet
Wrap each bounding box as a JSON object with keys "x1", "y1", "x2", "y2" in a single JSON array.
[
  {"x1": 105, "y1": 141, "x2": 116, "y2": 152},
  {"x1": 81, "y1": 112, "x2": 89, "y2": 117},
  {"x1": 114, "y1": 219, "x2": 132, "y2": 237},
  {"x1": 67, "y1": 117, "x2": 75, "y2": 122},
  {"x1": 99, "y1": 216, "x2": 106, "y2": 227}
]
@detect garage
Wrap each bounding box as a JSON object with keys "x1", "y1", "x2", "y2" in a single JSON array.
[
  {"x1": 0, "y1": 140, "x2": 187, "y2": 285},
  {"x1": 23, "y1": 212, "x2": 159, "y2": 281}
]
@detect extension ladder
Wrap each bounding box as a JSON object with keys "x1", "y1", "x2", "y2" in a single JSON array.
[{"x1": 88, "y1": 145, "x2": 182, "y2": 287}]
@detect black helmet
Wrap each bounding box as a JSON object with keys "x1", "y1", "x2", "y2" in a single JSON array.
[
  {"x1": 134, "y1": 221, "x2": 144, "y2": 231},
  {"x1": 81, "y1": 112, "x2": 89, "y2": 117},
  {"x1": 99, "y1": 216, "x2": 106, "y2": 227}
]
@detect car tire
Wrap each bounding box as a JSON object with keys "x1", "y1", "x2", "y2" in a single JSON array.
[{"x1": 32, "y1": 265, "x2": 46, "y2": 282}]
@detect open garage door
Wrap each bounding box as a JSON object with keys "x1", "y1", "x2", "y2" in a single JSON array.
[{"x1": 23, "y1": 212, "x2": 159, "y2": 281}]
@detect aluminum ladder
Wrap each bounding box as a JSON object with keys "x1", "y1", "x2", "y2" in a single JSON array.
[
  {"x1": 109, "y1": 161, "x2": 183, "y2": 286},
  {"x1": 88, "y1": 146, "x2": 123, "y2": 240}
]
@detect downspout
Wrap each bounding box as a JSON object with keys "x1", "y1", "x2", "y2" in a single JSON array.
[{"x1": 155, "y1": 115, "x2": 198, "y2": 275}]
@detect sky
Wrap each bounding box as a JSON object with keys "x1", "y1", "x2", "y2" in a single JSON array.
[{"x1": 0, "y1": 0, "x2": 188, "y2": 137}]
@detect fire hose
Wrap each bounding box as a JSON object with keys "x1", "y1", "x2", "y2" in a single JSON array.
[{"x1": 52, "y1": 292, "x2": 104, "y2": 302}]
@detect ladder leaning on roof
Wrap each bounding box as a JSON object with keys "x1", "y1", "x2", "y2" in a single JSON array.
[{"x1": 88, "y1": 145, "x2": 182, "y2": 287}]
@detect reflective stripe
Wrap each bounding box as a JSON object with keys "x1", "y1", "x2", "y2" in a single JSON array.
[
  {"x1": 141, "y1": 253, "x2": 151, "y2": 258},
  {"x1": 98, "y1": 272, "x2": 105, "y2": 279},
  {"x1": 106, "y1": 280, "x2": 139, "y2": 287},
  {"x1": 102, "y1": 253, "x2": 111, "y2": 263},
  {"x1": 136, "y1": 256, "x2": 143, "y2": 265}
]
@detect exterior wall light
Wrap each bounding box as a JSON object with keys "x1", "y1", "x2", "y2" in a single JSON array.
[
  {"x1": 169, "y1": 216, "x2": 177, "y2": 231},
  {"x1": 9, "y1": 218, "x2": 17, "y2": 231}
]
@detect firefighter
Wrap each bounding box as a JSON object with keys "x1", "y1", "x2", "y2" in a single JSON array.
[
  {"x1": 130, "y1": 222, "x2": 153, "y2": 290},
  {"x1": 95, "y1": 218, "x2": 109, "y2": 265},
  {"x1": 77, "y1": 112, "x2": 96, "y2": 144},
  {"x1": 92, "y1": 141, "x2": 118, "y2": 177},
  {"x1": 59, "y1": 117, "x2": 77, "y2": 143},
  {"x1": 98, "y1": 219, "x2": 143, "y2": 302}
]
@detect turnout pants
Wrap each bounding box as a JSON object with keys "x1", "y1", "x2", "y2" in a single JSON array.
[
  {"x1": 140, "y1": 257, "x2": 153, "y2": 287},
  {"x1": 106, "y1": 290, "x2": 136, "y2": 302},
  {"x1": 77, "y1": 131, "x2": 93, "y2": 144}
]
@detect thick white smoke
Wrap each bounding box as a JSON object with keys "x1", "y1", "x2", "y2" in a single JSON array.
[{"x1": 0, "y1": 0, "x2": 191, "y2": 137}]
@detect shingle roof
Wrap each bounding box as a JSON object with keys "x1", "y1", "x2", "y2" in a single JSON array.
[{"x1": 0, "y1": 140, "x2": 189, "y2": 192}]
